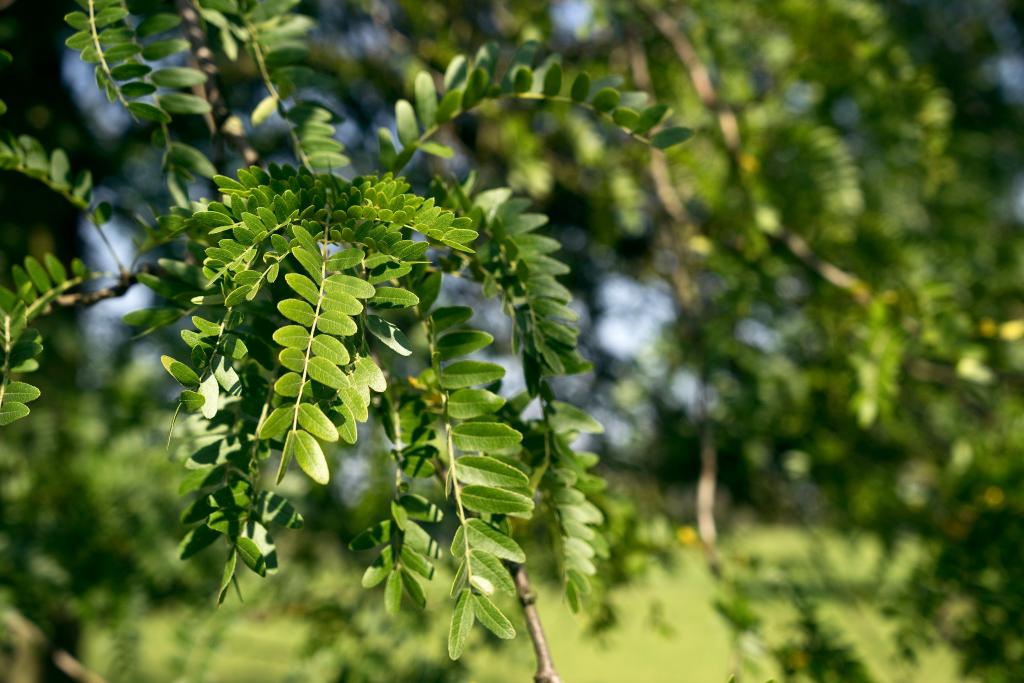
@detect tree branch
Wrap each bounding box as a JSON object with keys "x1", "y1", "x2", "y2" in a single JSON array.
[
  {"x1": 647, "y1": 9, "x2": 741, "y2": 157},
  {"x1": 3, "y1": 610, "x2": 109, "y2": 683},
  {"x1": 175, "y1": 0, "x2": 260, "y2": 166},
  {"x1": 696, "y1": 385, "x2": 721, "y2": 575},
  {"x1": 643, "y1": 5, "x2": 869, "y2": 304},
  {"x1": 511, "y1": 563, "x2": 562, "y2": 683},
  {"x1": 53, "y1": 264, "x2": 157, "y2": 308}
]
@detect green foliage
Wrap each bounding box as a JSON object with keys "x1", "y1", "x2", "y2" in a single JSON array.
[
  {"x1": 0, "y1": 0, "x2": 690, "y2": 663},
  {"x1": 0, "y1": 255, "x2": 100, "y2": 425},
  {"x1": 381, "y1": 40, "x2": 690, "y2": 173},
  {"x1": 10, "y1": 0, "x2": 1022, "y2": 680}
]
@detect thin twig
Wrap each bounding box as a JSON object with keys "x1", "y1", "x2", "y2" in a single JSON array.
[
  {"x1": 175, "y1": 0, "x2": 260, "y2": 166},
  {"x1": 511, "y1": 564, "x2": 562, "y2": 683}
]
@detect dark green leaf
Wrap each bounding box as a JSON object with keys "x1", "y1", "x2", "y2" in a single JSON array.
[{"x1": 651, "y1": 126, "x2": 694, "y2": 149}]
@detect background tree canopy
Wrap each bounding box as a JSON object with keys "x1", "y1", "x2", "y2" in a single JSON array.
[{"x1": 1, "y1": 1, "x2": 1023, "y2": 682}]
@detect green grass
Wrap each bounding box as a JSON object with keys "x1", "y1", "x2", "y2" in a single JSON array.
[{"x1": 82, "y1": 526, "x2": 966, "y2": 682}]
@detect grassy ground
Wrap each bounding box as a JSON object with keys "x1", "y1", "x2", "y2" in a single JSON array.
[{"x1": 82, "y1": 526, "x2": 965, "y2": 682}]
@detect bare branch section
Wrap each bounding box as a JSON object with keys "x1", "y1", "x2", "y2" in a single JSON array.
[
  {"x1": 54, "y1": 264, "x2": 158, "y2": 308},
  {"x1": 696, "y1": 389, "x2": 721, "y2": 575},
  {"x1": 647, "y1": 9, "x2": 741, "y2": 157},
  {"x1": 175, "y1": 0, "x2": 260, "y2": 166},
  {"x1": 644, "y1": 6, "x2": 868, "y2": 304},
  {"x1": 3, "y1": 610, "x2": 109, "y2": 683},
  {"x1": 631, "y1": 37, "x2": 721, "y2": 568},
  {"x1": 511, "y1": 564, "x2": 562, "y2": 683}
]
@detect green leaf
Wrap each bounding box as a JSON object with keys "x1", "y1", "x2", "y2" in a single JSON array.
[
  {"x1": 258, "y1": 403, "x2": 294, "y2": 440},
  {"x1": 291, "y1": 247, "x2": 324, "y2": 281},
  {"x1": 401, "y1": 568, "x2": 426, "y2": 608},
  {"x1": 430, "y1": 306, "x2": 473, "y2": 332},
  {"x1": 178, "y1": 524, "x2": 218, "y2": 559},
  {"x1": 385, "y1": 571, "x2": 403, "y2": 615},
  {"x1": 161, "y1": 355, "x2": 200, "y2": 387},
  {"x1": 461, "y1": 66, "x2": 490, "y2": 109},
  {"x1": 198, "y1": 373, "x2": 219, "y2": 419},
  {"x1": 415, "y1": 72, "x2": 438, "y2": 129},
  {"x1": 251, "y1": 94, "x2": 277, "y2": 126},
  {"x1": 327, "y1": 247, "x2": 364, "y2": 271},
  {"x1": 399, "y1": 494, "x2": 444, "y2": 522},
  {"x1": 362, "y1": 547, "x2": 394, "y2": 587},
  {"x1": 310, "y1": 334, "x2": 349, "y2": 365},
  {"x1": 3, "y1": 381, "x2": 40, "y2": 404},
  {"x1": 570, "y1": 72, "x2": 591, "y2": 102},
  {"x1": 24, "y1": 256, "x2": 51, "y2": 293},
  {"x1": 179, "y1": 390, "x2": 205, "y2": 412},
  {"x1": 127, "y1": 102, "x2": 171, "y2": 123},
  {"x1": 438, "y1": 330, "x2": 493, "y2": 360},
  {"x1": 591, "y1": 87, "x2": 620, "y2": 112},
  {"x1": 401, "y1": 545, "x2": 435, "y2": 579},
  {"x1": 378, "y1": 127, "x2": 397, "y2": 169},
  {"x1": 0, "y1": 401, "x2": 30, "y2": 426},
  {"x1": 395, "y1": 99, "x2": 419, "y2": 148},
  {"x1": 141, "y1": 38, "x2": 189, "y2": 61},
  {"x1": 440, "y1": 360, "x2": 505, "y2": 389},
  {"x1": 285, "y1": 272, "x2": 321, "y2": 305},
  {"x1": 224, "y1": 285, "x2": 253, "y2": 307},
  {"x1": 451, "y1": 424, "x2": 523, "y2": 453},
  {"x1": 371, "y1": 287, "x2": 420, "y2": 309},
  {"x1": 168, "y1": 142, "x2": 216, "y2": 178},
  {"x1": 256, "y1": 492, "x2": 303, "y2": 529},
  {"x1": 448, "y1": 588, "x2": 474, "y2": 660},
  {"x1": 633, "y1": 103, "x2": 669, "y2": 134},
  {"x1": 274, "y1": 372, "x2": 304, "y2": 398},
  {"x1": 472, "y1": 594, "x2": 516, "y2": 639},
  {"x1": 325, "y1": 274, "x2": 375, "y2": 299},
  {"x1": 150, "y1": 67, "x2": 206, "y2": 88},
  {"x1": 217, "y1": 550, "x2": 237, "y2": 605},
  {"x1": 469, "y1": 549, "x2": 516, "y2": 596},
  {"x1": 460, "y1": 485, "x2": 534, "y2": 517},
  {"x1": 447, "y1": 389, "x2": 505, "y2": 419},
  {"x1": 43, "y1": 254, "x2": 67, "y2": 284},
  {"x1": 543, "y1": 62, "x2": 562, "y2": 96},
  {"x1": 454, "y1": 454, "x2": 529, "y2": 487},
  {"x1": 354, "y1": 355, "x2": 387, "y2": 393},
  {"x1": 463, "y1": 519, "x2": 525, "y2": 562},
  {"x1": 136, "y1": 12, "x2": 181, "y2": 38},
  {"x1": 651, "y1": 126, "x2": 694, "y2": 149},
  {"x1": 419, "y1": 141, "x2": 453, "y2": 159},
  {"x1": 366, "y1": 315, "x2": 413, "y2": 356},
  {"x1": 307, "y1": 356, "x2": 346, "y2": 389},
  {"x1": 158, "y1": 92, "x2": 213, "y2": 115},
  {"x1": 549, "y1": 401, "x2": 603, "y2": 434},
  {"x1": 436, "y1": 89, "x2": 461, "y2": 124},
  {"x1": 612, "y1": 107, "x2": 639, "y2": 128},
  {"x1": 288, "y1": 429, "x2": 329, "y2": 484},
  {"x1": 298, "y1": 403, "x2": 339, "y2": 442},
  {"x1": 277, "y1": 298, "x2": 315, "y2": 327},
  {"x1": 235, "y1": 536, "x2": 266, "y2": 576},
  {"x1": 272, "y1": 325, "x2": 309, "y2": 349},
  {"x1": 350, "y1": 520, "x2": 392, "y2": 550}
]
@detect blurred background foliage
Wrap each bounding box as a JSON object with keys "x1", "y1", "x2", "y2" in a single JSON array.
[{"x1": 2, "y1": 0, "x2": 1024, "y2": 681}]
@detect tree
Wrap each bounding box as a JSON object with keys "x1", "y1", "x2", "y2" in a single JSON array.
[
  {"x1": 3, "y1": 1, "x2": 1024, "y2": 682},
  {"x1": 0, "y1": 1, "x2": 692, "y2": 681}
]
